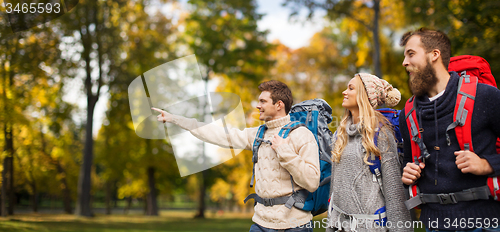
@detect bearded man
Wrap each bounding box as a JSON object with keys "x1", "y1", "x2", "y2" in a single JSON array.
[{"x1": 399, "y1": 28, "x2": 500, "y2": 231}]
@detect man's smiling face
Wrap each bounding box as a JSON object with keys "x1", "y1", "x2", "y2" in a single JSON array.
[
  {"x1": 256, "y1": 91, "x2": 280, "y2": 122},
  {"x1": 403, "y1": 35, "x2": 438, "y2": 97}
]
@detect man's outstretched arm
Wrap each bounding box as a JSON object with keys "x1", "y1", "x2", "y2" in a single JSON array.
[{"x1": 152, "y1": 107, "x2": 256, "y2": 150}]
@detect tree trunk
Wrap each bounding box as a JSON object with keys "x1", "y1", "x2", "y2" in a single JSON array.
[
  {"x1": 27, "y1": 146, "x2": 38, "y2": 213},
  {"x1": 76, "y1": 100, "x2": 95, "y2": 217},
  {"x1": 146, "y1": 167, "x2": 158, "y2": 216},
  {"x1": 2, "y1": 35, "x2": 19, "y2": 217},
  {"x1": 372, "y1": 0, "x2": 382, "y2": 78},
  {"x1": 3, "y1": 124, "x2": 14, "y2": 215},
  {"x1": 105, "y1": 180, "x2": 112, "y2": 215},
  {"x1": 194, "y1": 171, "x2": 206, "y2": 218},
  {"x1": 31, "y1": 182, "x2": 37, "y2": 213},
  {"x1": 194, "y1": 73, "x2": 210, "y2": 219},
  {"x1": 124, "y1": 197, "x2": 132, "y2": 214},
  {"x1": 56, "y1": 163, "x2": 73, "y2": 214},
  {"x1": 75, "y1": 0, "x2": 102, "y2": 217},
  {"x1": 1, "y1": 156, "x2": 8, "y2": 217},
  {"x1": 0, "y1": 90, "x2": 5, "y2": 218},
  {"x1": 113, "y1": 182, "x2": 118, "y2": 208}
]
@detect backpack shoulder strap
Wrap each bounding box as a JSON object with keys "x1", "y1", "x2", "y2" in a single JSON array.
[
  {"x1": 250, "y1": 124, "x2": 268, "y2": 187},
  {"x1": 404, "y1": 97, "x2": 430, "y2": 165},
  {"x1": 446, "y1": 71, "x2": 478, "y2": 151},
  {"x1": 404, "y1": 97, "x2": 418, "y2": 164},
  {"x1": 404, "y1": 98, "x2": 423, "y2": 205},
  {"x1": 368, "y1": 128, "x2": 384, "y2": 197},
  {"x1": 278, "y1": 121, "x2": 305, "y2": 139}
]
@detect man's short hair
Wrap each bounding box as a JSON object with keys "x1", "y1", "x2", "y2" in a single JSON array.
[
  {"x1": 400, "y1": 28, "x2": 451, "y2": 69},
  {"x1": 258, "y1": 80, "x2": 293, "y2": 114}
]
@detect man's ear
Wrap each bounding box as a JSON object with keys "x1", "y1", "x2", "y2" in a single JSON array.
[
  {"x1": 276, "y1": 100, "x2": 284, "y2": 111},
  {"x1": 430, "y1": 49, "x2": 441, "y2": 63}
]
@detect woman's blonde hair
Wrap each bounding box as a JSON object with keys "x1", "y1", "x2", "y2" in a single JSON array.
[{"x1": 332, "y1": 74, "x2": 392, "y2": 164}]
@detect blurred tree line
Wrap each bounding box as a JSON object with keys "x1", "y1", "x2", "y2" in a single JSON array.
[{"x1": 0, "y1": 0, "x2": 498, "y2": 218}]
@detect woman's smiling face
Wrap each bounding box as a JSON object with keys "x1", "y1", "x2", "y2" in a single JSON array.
[{"x1": 342, "y1": 77, "x2": 359, "y2": 110}]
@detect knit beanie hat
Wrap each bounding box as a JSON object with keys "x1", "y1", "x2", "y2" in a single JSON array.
[{"x1": 357, "y1": 73, "x2": 401, "y2": 108}]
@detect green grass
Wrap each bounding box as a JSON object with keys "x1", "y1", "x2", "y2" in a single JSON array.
[
  {"x1": 0, "y1": 210, "x2": 426, "y2": 232},
  {"x1": 0, "y1": 211, "x2": 253, "y2": 232}
]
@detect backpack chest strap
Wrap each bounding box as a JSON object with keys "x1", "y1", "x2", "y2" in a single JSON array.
[
  {"x1": 329, "y1": 200, "x2": 387, "y2": 231},
  {"x1": 244, "y1": 189, "x2": 308, "y2": 209},
  {"x1": 404, "y1": 185, "x2": 491, "y2": 210}
]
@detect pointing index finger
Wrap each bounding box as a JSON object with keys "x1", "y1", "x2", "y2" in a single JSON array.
[{"x1": 151, "y1": 107, "x2": 162, "y2": 113}]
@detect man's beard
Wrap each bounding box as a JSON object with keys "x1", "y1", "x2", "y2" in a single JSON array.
[{"x1": 407, "y1": 61, "x2": 438, "y2": 97}]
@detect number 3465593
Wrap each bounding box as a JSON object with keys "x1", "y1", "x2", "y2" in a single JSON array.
[{"x1": 4, "y1": 3, "x2": 61, "y2": 14}]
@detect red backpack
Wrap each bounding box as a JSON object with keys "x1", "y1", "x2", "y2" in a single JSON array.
[
  {"x1": 449, "y1": 55, "x2": 500, "y2": 154},
  {"x1": 449, "y1": 55, "x2": 497, "y2": 87},
  {"x1": 404, "y1": 55, "x2": 500, "y2": 210}
]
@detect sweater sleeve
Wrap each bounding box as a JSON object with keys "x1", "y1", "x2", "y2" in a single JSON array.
[
  {"x1": 169, "y1": 114, "x2": 256, "y2": 150},
  {"x1": 329, "y1": 129, "x2": 338, "y2": 196},
  {"x1": 379, "y1": 128, "x2": 412, "y2": 232},
  {"x1": 274, "y1": 127, "x2": 320, "y2": 193},
  {"x1": 479, "y1": 84, "x2": 500, "y2": 177}
]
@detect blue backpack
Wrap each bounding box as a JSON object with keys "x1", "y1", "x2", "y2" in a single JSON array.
[
  {"x1": 377, "y1": 108, "x2": 404, "y2": 168},
  {"x1": 244, "y1": 99, "x2": 333, "y2": 216}
]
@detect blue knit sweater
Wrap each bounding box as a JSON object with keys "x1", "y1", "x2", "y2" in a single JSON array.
[{"x1": 400, "y1": 72, "x2": 500, "y2": 230}]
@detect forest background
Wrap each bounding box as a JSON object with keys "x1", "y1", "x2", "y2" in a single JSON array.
[{"x1": 0, "y1": 0, "x2": 498, "y2": 229}]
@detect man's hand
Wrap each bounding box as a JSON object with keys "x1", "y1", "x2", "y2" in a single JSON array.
[
  {"x1": 151, "y1": 107, "x2": 173, "y2": 123},
  {"x1": 455, "y1": 150, "x2": 493, "y2": 175},
  {"x1": 271, "y1": 134, "x2": 289, "y2": 150},
  {"x1": 402, "y1": 162, "x2": 425, "y2": 185}
]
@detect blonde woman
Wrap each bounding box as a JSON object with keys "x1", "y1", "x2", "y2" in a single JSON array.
[{"x1": 326, "y1": 73, "x2": 411, "y2": 232}]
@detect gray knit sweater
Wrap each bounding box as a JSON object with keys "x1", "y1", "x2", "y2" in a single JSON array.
[{"x1": 326, "y1": 120, "x2": 411, "y2": 232}]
